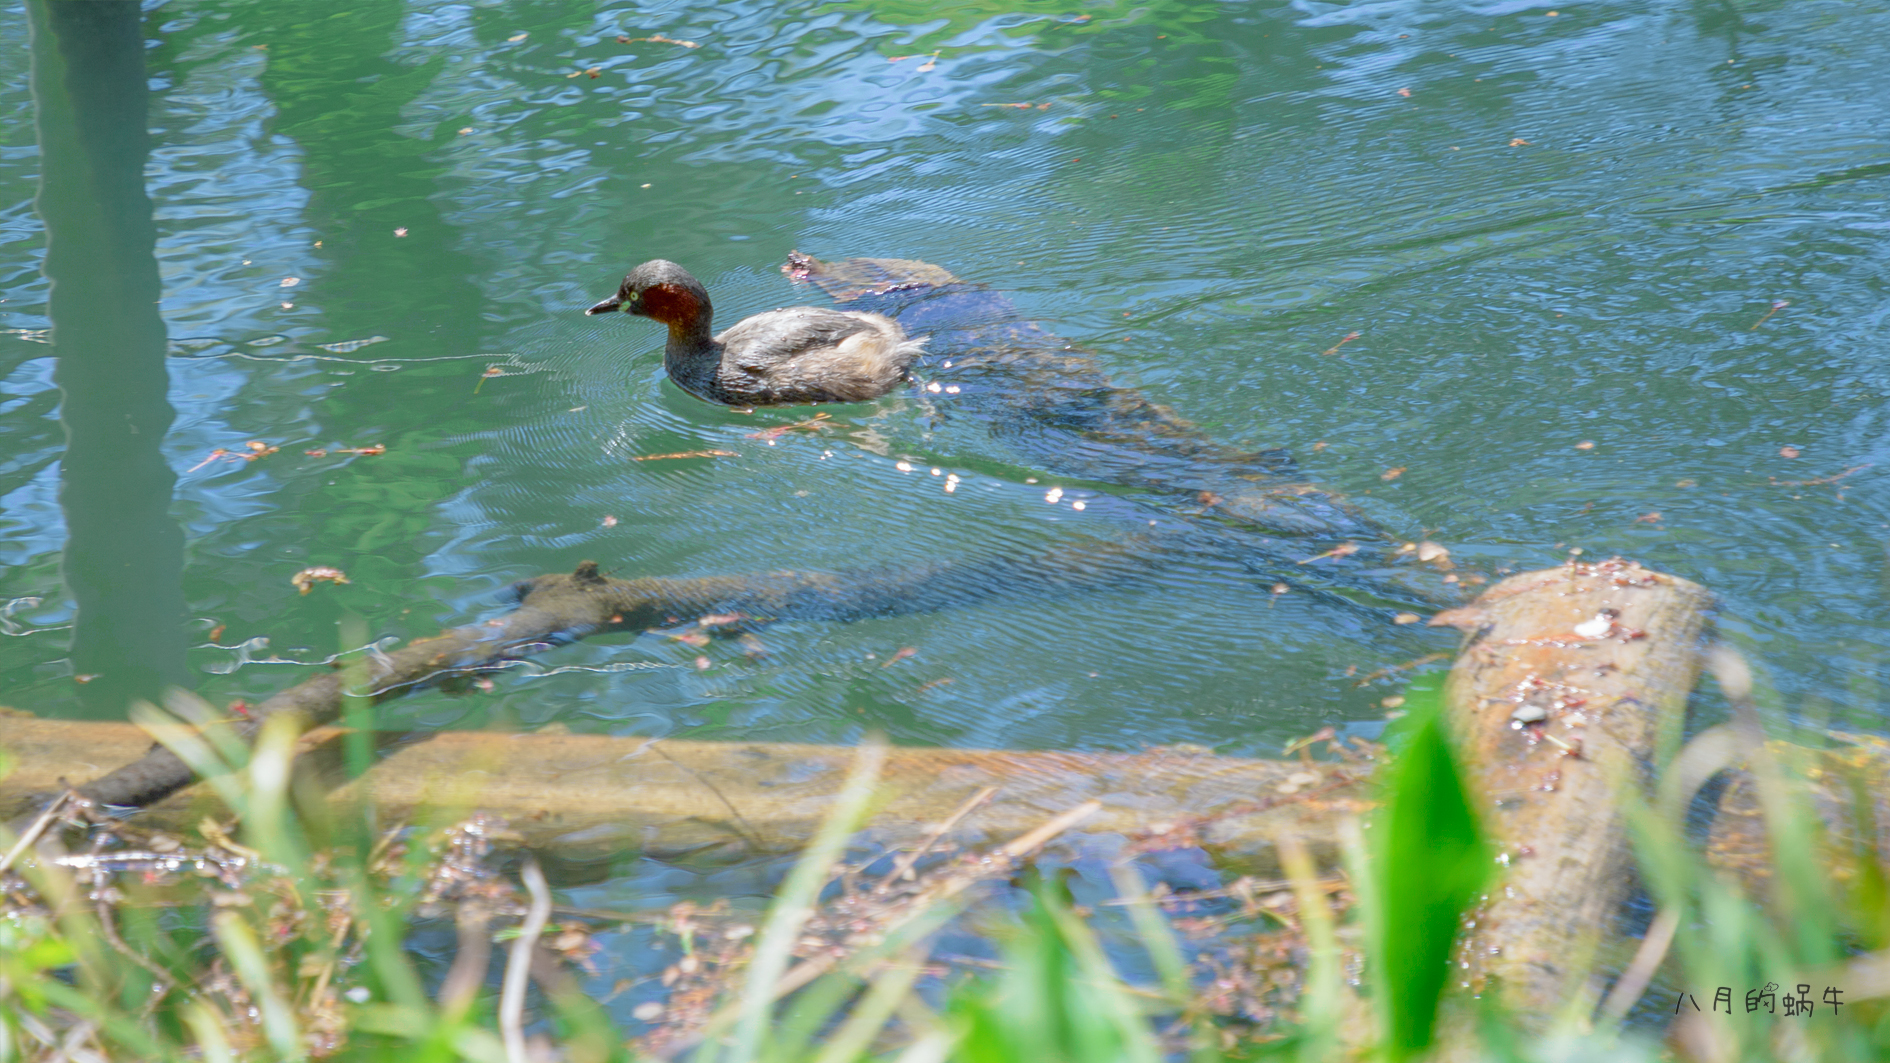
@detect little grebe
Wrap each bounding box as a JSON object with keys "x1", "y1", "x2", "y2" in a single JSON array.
[{"x1": 586, "y1": 259, "x2": 926, "y2": 406}]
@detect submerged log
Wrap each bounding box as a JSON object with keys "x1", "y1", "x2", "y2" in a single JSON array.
[
  {"x1": 782, "y1": 251, "x2": 1452, "y2": 608},
  {"x1": 1703, "y1": 730, "x2": 1890, "y2": 905},
  {"x1": 34, "y1": 545, "x2": 1151, "y2": 816},
  {"x1": 1431, "y1": 558, "x2": 1714, "y2": 1024},
  {"x1": 0, "y1": 716, "x2": 1373, "y2": 871}
]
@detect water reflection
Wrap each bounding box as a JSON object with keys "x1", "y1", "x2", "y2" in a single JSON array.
[{"x1": 30, "y1": 0, "x2": 186, "y2": 718}]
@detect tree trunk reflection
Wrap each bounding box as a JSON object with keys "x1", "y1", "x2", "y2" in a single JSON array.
[{"x1": 31, "y1": 0, "x2": 186, "y2": 718}]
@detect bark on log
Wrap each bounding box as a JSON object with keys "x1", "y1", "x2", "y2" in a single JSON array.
[{"x1": 1431, "y1": 558, "x2": 1713, "y2": 1023}]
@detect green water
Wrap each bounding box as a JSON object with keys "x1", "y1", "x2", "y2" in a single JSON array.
[{"x1": 3, "y1": 0, "x2": 1887, "y2": 758}]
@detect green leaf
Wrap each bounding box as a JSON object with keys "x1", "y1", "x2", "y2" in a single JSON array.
[{"x1": 1373, "y1": 675, "x2": 1490, "y2": 1058}]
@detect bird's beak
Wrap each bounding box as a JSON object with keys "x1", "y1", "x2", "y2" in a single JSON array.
[{"x1": 585, "y1": 296, "x2": 623, "y2": 316}]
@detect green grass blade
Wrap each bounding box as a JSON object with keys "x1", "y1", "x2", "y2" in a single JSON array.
[
  {"x1": 212, "y1": 909, "x2": 305, "y2": 1061},
  {"x1": 719, "y1": 737, "x2": 887, "y2": 1063}
]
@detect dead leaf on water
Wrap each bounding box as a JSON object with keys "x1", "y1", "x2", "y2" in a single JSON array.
[
  {"x1": 1428, "y1": 606, "x2": 1490, "y2": 631},
  {"x1": 1381, "y1": 467, "x2": 1406, "y2": 481},
  {"x1": 291, "y1": 566, "x2": 350, "y2": 595},
  {"x1": 1392, "y1": 613, "x2": 1421, "y2": 625}
]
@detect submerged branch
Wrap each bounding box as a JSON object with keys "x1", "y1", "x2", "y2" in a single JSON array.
[{"x1": 63, "y1": 541, "x2": 1150, "y2": 814}]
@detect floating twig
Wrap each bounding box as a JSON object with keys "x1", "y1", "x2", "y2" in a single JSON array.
[
  {"x1": 631, "y1": 450, "x2": 739, "y2": 461},
  {"x1": 1769, "y1": 463, "x2": 1869, "y2": 488},
  {"x1": 875, "y1": 786, "x2": 996, "y2": 891},
  {"x1": 618, "y1": 33, "x2": 699, "y2": 48},
  {"x1": 500, "y1": 856, "x2": 551, "y2": 1063},
  {"x1": 1296, "y1": 542, "x2": 1360, "y2": 565},
  {"x1": 0, "y1": 791, "x2": 69, "y2": 877}
]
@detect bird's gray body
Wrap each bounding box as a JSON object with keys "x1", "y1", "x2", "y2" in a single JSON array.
[
  {"x1": 674, "y1": 306, "x2": 924, "y2": 406},
  {"x1": 587, "y1": 259, "x2": 925, "y2": 407}
]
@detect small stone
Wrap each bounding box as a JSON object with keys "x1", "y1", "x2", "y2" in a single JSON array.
[
  {"x1": 1511, "y1": 704, "x2": 1548, "y2": 724},
  {"x1": 632, "y1": 1002, "x2": 664, "y2": 1021}
]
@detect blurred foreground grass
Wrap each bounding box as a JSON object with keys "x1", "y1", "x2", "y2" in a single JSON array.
[{"x1": 1, "y1": 682, "x2": 1886, "y2": 1062}]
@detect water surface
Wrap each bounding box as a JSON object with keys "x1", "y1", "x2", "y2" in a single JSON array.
[{"x1": 3, "y1": 0, "x2": 1886, "y2": 761}]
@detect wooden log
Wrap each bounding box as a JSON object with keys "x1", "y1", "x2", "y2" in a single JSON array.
[
  {"x1": 0, "y1": 716, "x2": 1374, "y2": 872},
  {"x1": 8, "y1": 700, "x2": 1882, "y2": 903},
  {"x1": 45, "y1": 546, "x2": 1151, "y2": 817},
  {"x1": 1430, "y1": 558, "x2": 1714, "y2": 1023}
]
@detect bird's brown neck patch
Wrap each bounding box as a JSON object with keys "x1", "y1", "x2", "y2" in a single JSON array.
[{"x1": 641, "y1": 283, "x2": 703, "y2": 328}]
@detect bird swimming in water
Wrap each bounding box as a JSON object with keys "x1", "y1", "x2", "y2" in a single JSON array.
[{"x1": 586, "y1": 259, "x2": 927, "y2": 406}]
